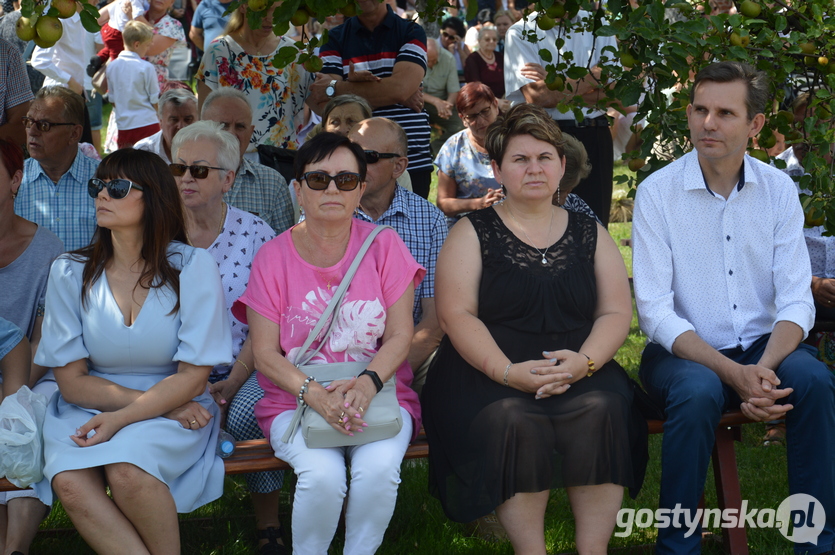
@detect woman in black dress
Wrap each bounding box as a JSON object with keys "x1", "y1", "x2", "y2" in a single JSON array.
[{"x1": 422, "y1": 104, "x2": 647, "y2": 555}]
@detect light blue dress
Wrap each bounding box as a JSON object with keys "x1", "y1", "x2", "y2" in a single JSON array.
[{"x1": 33, "y1": 243, "x2": 233, "y2": 512}]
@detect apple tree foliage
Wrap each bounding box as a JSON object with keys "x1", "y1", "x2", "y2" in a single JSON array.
[{"x1": 20, "y1": 0, "x2": 835, "y2": 230}]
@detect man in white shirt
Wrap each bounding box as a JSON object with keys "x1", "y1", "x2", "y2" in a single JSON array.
[
  {"x1": 135, "y1": 88, "x2": 198, "y2": 164},
  {"x1": 504, "y1": 11, "x2": 616, "y2": 226},
  {"x1": 633, "y1": 61, "x2": 835, "y2": 555}
]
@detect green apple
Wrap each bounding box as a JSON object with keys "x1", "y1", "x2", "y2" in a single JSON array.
[
  {"x1": 628, "y1": 158, "x2": 646, "y2": 172},
  {"x1": 247, "y1": 0, "x2": 268, "y2": 12},
  {"x1": 546, "y1": 75, "x2": 565, "y2": 91},
  {"x1": 546, "y1": 3, "x2": 566, "y2": 18},
  {"x1": 52, "y1": 0, "x2": 77, "y2": 19},
  {"x1": 290, "y1": 9, "x2": 309, "y2": 27},
  {"x1": 740, "y1": 0, "x2": 761, "y2": 18},
  {"x1": 15, "y1": 16, "x2": 36, "y2": 41},
  {"x1": 800, "y1": 42, "x2": 816, "y2": 55},
  {"x1": 35, "y1": 16, "x2": 63, "y2": 45},
  {"x1": 748, "y1": 149, "x2": 769, "y2": 162},
  {"x1": 537, "y1": 13, "x2": 556, "y2": 31}
]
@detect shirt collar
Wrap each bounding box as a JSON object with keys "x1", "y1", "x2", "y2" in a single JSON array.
[
  {"x1": 683, "y1": 150, "x2": 751, "y2": 196},
  {"x1": 33, "y1": 149, "x2": 85, "y2": 184},
  {"x1": 357, "y1": 184, "x2": 410, "y2": 223}
]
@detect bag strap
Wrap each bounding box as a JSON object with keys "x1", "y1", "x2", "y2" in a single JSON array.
[
  {"x1": 294, "y1": 225, "x2": 391, "y2": 367},
  {"x1": 281, "y1": 225, "x2": 392, "y2": 445}
]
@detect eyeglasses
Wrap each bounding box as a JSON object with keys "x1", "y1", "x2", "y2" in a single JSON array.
[
  {"x1": 364, "y1": 150, "x2": 400, "y2": 164},
  {"x1": 462, "y1": 106, "x2": 494, "y2": 124},
  {"x1": 88, "y1": 178, "x2": 144, "y2": 199},
  {"x1": 441, "y1": 31, "x2": 457, "y2": 40},
  {"x1": 169, "y1": 164, "x2": 227, "y2": 179},
  {"x1": 303, "y1": 171, "x2": 362, "y2": 191},
  {"x1": 21, "y1": 116, "x2": 76, "y2": 132}
]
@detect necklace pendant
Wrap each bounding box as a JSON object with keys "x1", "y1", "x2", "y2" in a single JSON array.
[{"x1": 541, "y1": 255, "x2": 547, "y2": 265}]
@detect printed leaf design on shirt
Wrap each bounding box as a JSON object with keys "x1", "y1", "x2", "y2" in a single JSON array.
[{"x1": 328, "y1": 299, "x2": 386, "y2": 362}]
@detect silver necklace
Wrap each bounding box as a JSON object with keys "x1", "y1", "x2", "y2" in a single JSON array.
[{"x1": 506, "y1": 203, "x2": 554, "y2": 265}]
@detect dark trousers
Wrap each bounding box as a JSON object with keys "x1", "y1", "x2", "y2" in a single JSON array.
[
  {"x1": 639, "y1": 336, "x2": 835, "y2": 555},
  {"x1": 408, "y1": 168, "x2": 432, "y2": 199},
  {"x1": 556, "y1": 122, "x2": 613, "y2": 227}
]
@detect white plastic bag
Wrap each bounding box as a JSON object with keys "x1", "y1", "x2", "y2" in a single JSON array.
[{"x1": 0, "y1": 386, "x2": 48, "y2": 488}]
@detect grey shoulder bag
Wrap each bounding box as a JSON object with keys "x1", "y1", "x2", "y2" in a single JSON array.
[{"x1": 280, "y1": 225, "x2": 403, "y2": 448}]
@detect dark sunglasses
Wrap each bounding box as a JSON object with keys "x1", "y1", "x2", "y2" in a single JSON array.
[
  {"x1": 21, "y1": 116, "x2": 76, "y2": 132},
  {"x1": 364, "y1": 150, "x2": 400, "y2": 164},
  {"x1": 441, "y1": 31, "x2": 457, "y2": 40},
  {"x1": 169, "y1": 163, "x2": 227, "y2": 179},
  {"x1": 88, "y1": 178, "x2": 144, "y2": 199},
  {"x1": 303, "y1": 171, "x2": 362, "y2": 191}
]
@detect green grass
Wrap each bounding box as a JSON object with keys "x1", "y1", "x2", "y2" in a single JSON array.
[{"x1": 31, "y1": 164, "x2": 796, "y2": 554}]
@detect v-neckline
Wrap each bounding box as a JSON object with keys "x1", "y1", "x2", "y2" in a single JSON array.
[{"x1": 102, "y1": 270, "x2": 150, "y2": 328}]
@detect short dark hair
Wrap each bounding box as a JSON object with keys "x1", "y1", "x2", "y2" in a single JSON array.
[
  {"x1": 441, "y1": 16, "x2": 466, "y2": 37},
  {"x1": 485, "y1": 104, "x2": 565, "y2": 168},
  {"x1": 293, "y1": 132, "x2": 367, "y2": 182},
  {"x1": 690, "y1": 61, "x2": 769, "y2": 121}
]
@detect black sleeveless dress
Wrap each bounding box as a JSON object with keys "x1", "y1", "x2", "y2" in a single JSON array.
[{"x1": 421, "y1": 208, "x2": 648, "y2": 523}]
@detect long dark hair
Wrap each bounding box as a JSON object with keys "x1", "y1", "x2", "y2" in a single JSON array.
[{"x1": 74, "y1": 149, "x2": 188, "y2": 311}]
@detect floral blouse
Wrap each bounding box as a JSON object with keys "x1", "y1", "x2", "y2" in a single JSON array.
[
  {"x1": 197, "y1": 35, "x2": 313, "y2": 150},
  {"x1": 148, "y1": 15, "x2": 185, "y2": 88}
]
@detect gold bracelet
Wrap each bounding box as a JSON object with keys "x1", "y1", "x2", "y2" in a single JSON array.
[
  {"x1": 235, "y1": 359, "x2": 251, "y2": 374},
  {"x1": 581, "y1": 353, "x2": 596, "y2": 377}
]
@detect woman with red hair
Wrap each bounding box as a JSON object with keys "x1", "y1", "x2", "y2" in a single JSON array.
[{"x1": 434, "y1": 82, "x2": 506, "y2": 227}]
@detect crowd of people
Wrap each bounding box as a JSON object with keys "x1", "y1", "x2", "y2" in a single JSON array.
[{"x1": 0, "y1": 0, "x2": 834, "y2": 553}]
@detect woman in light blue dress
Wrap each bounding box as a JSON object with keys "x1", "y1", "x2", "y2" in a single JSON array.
[{"x1": 33, "y1": 149, "x2": 233, "y2": 554}]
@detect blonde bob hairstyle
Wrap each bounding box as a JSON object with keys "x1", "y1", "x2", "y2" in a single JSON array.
[{"x1": 485, "y1": 103, "x2": 566, "y2": 168}]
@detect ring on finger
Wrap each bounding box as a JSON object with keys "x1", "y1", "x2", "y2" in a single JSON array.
[
  {"x1": 340, "y1": 411, "x2": 346, "y2": 420},
  {"x1": 189, "y1": 419, "x2": 197, "y2": 426},
  {"x1": 359, "y1": 407, "x2": 364, "y2": 413}
]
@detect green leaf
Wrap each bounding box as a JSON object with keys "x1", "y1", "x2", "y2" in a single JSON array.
[
  {"x1": 775, "y1": 14, "x2": 787, "y2": 32},
  {"x1": 272, "y1": 45, "x2": 299, "y2": 68},
  {"x1": 596, "y1": 25, "x2": 618, "y2": 37},
  {"x1": 539, "y1": 49, "x2": 553, "y2": 63},
  {"x1": 80, "y1": 9, "x2": 101, "y2": 33},
  {"x1": 566, "y1": 66, "x2": 588, "y2": 80},
  {"x1": 466, "y1": 0, "x2": 478, "y2": 22}
]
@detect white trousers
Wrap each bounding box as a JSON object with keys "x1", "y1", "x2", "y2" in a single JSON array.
[{"x1": 270, "y1": 407, "x2": 412, "y2": 555}]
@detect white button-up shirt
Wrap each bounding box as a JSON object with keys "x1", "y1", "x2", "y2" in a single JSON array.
[
  {"x1": 105, "y1": 50, "x2": 160, "y2": 131},
  {"x1": 504, "y1": 11, "x2": 614, "y2": 121},
  {"x1": 31, "y1": 13, "x2": 99, "y2": 91},
  {"x1": 134, "y1": 130, "x2": 169, "y2": 164},
  {"x1": 633, "y1": 150, "x2": 814, "y2": 353}
]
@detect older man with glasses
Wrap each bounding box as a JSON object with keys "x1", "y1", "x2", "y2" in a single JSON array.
[
  {"x1": 347, "y1": 117, "x2": 448, "y2": 392},
  {"x1": 14, "y1": 86, "x2": 99, "y2": 252}
]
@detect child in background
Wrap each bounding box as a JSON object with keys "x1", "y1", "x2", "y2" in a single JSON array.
[
  {"x1": 90, "y1": 0, "x2": 150, "y2": 70},
  {"x1": 106, "y1": 21, "x2": 160, "y2": 148}
]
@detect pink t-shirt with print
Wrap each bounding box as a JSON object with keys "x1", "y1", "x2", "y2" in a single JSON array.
[{"x1": 233, "y1": 219, "x2": 426, "y2": 441}]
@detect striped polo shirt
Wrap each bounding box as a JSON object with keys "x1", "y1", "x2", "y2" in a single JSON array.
[{"x1": 319, "y1": 7, "x2": 433, "y2": 172}]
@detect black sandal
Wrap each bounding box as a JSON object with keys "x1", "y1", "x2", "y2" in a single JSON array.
[{"x1": 256, "y1": 526, "x2": 288, "y2": 555}]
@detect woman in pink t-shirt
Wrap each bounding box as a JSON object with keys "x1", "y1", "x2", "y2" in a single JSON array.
[{"x1": 233, "y1": 132, "x2": 424, "y2": 555}]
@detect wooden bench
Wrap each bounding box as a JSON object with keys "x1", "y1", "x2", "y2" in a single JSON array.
[{"x1": 1, "y1": 411, "x2": 753, "y2": 554}]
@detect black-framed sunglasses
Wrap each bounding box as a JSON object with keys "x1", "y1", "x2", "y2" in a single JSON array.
[
  {"x1": 88, "y1": 178, "x2": 144, "y2": 199},
  {"x1": 21, "y1": 116, "x2": 76, "y2": 132},
  {"x1": 302, "y1": 171, "x2": 362, "y2": 191},
  {"x1": 169, "y1": 163, "x2": 227, "y2": 179},
  {"x1": 364, "y1": 150, "x2": 400, "y2": 164}
]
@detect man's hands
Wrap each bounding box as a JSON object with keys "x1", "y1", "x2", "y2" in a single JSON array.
[
  {"x1": 729, "y1": 364, "x2": 793, "y2": 422},
  {"x1": 812, "y1": 276, "x2": 835, "y2": 307}
]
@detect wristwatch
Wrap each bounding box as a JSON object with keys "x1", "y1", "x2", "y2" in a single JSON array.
[{"x1": 325, "y1": 79, "x2": 338, "y2": 98}]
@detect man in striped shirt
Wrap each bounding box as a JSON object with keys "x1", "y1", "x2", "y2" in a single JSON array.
[{"x1": 310, "y1": 0, "x2": 434, "y2": 199}]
